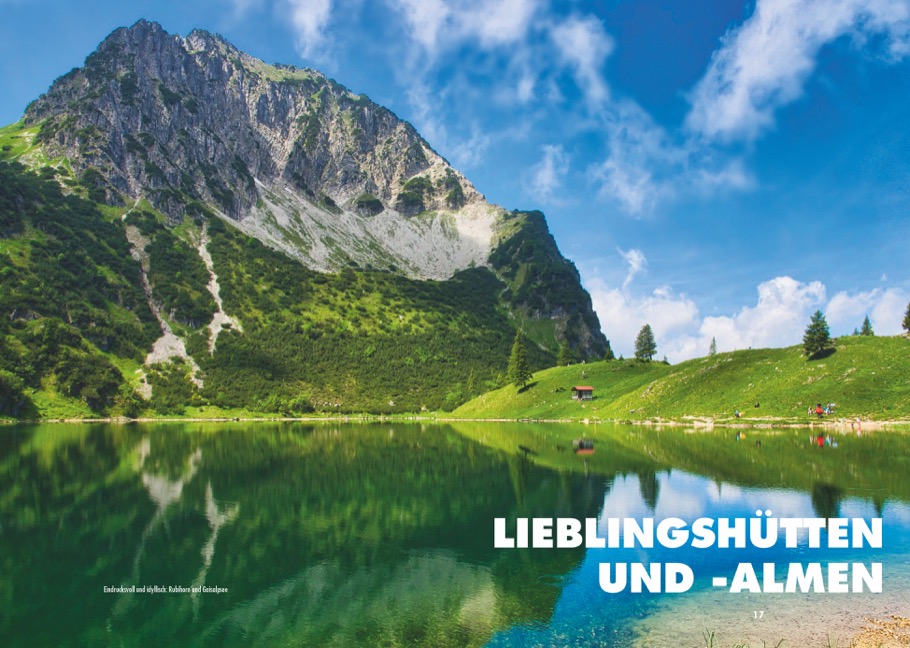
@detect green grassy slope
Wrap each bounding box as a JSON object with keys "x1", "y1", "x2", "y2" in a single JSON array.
[
  {"x1": 453, "y1": 335, "x2": 910, "y2": 422},
  {"x1": 0, "y1": 162, "x2": 159, "y2": 419},
  {"x1": 197, "y1": 216, "x2": 554, "y2": 413}
]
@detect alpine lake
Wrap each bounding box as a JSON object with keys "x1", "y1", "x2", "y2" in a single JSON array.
[{"x1": 1, "y1": 420, "x2": 909, "y2": 647}]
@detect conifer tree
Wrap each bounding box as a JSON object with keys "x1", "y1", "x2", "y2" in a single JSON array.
[
  {"x1": 603, "y1": 339, "x2": 616, "y2": 361},
  {"x1": 860, "y1": 315, "x2": 874, "y2": 336},
  {"x1": 634, "y1": 324, "x2": 657, "y2": 361},
  {"x1": 903, "y1": 302, "x2": 910, "y2": 333},
  {"x1": 557, "y1": 340, "x2": 572, "y2": 366},
  {"x1": 507, "y1": 330, "x2": 533, "y2": 390},
  {"x1": 709, "y1": 337, "x2": 717, "y2": 356},
  {"x1": 803, "y1": 310, "x2": 832, "y2": 359}
]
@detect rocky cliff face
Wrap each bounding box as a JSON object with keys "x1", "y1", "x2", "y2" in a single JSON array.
[
  {"x1": 26, "y1": 20, "x2": 495, "y2": 278},
  {"x1": 20, "y1": 20, "x2": 608, "y2": 359}
]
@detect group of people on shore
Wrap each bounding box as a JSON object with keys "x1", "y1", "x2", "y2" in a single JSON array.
[
  {"x1": 810, "y1": 402, "x2": 836, "y2": 417},
  {"x1": 809, "y1": 402, "x2": 865, "y2": 434},
  {"x1": 727, "y1": 401, "x2": 867, "y2": 435}
]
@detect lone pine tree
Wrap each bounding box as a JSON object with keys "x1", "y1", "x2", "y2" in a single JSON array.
[
  {"x1": 507, "y1": 330, "x2": 533, "y2": 390},
  {"x1": 803, "y1": 310, "x2": 832, "y2": 359},
  {"x1": 634, "y1": 324, "x2": 657, "y2": 362}
]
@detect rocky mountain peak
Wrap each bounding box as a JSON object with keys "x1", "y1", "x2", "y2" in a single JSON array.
[
  {"x1": 29, "y1": 22, "x2": 478, "y2": 213},
  {"x1": 183, "y1": 26, "x2": 238, "y2": 55},
  {"x1": 12, "y1": 20, "x2": 608, "y2": 359}
]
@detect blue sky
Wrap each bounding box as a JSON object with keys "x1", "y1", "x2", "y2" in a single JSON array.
[{"x1": 2, "y1": 0, "x2": 909, "y2": 360}]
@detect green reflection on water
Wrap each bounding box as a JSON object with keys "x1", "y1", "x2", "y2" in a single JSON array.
[
  {"x1": 0, "y1": 423, "x2": 603, "y2": 646},
  {"x1": 0, "y1": 421, "x2": 908, "y2": 647},
  {"x1": 450, "y1": 422, "x2": 910, "y2": 509}
]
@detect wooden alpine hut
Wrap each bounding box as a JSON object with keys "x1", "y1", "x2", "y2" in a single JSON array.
[{"x1": 572, "y1": 386, "x2": 594, "y2": 401}]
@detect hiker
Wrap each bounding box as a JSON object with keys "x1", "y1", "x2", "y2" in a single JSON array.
[
  {"x1": 734, "y1": 408, "x2": 741, "y2": 418},
  {"x1": 815, "y1": 403, "x2": 824, "y2": 418}
]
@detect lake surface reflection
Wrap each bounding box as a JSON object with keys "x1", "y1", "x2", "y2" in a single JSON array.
[{"x1": 0, "y1": 422, "x2": 908, "y2": 647}]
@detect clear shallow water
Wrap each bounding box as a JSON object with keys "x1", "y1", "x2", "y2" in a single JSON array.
[{"x1": 0, "y1": 422, "x2": 908, "y2": 647}]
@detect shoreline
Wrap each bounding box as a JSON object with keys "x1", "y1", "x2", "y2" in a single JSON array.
[
  {"x1": 632, "y1": 563, "x2": 910, "y2": 648},
  {"x1": 2, "y1": 414, "x2": 909, "y2": 430},
  {"x1": 630, "y1": 552, "x2": 910, "y2": 648}
]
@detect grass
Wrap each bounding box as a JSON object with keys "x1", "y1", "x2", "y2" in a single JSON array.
[
  {"x1": 516, "y1": 314, "x2": 559, "y2": 354},
  {"x1": 1, "y1": 160, "x2": 555, "y2": 418},
  {"x1": 702, "y1": 631, "x2": 786, "y2": 648},
  {"x1": 244, "y1": 55, "x2": 321, "y2": 84},
  {"x1": 26, "y1": 384, "x2": 95, "y2": 420},
  {"x1": 0, "y1": 119, "x2": 71, "y2": 173},
  {"x1": 454, "y1": 358, "x2": 670, "y2": 420},
  {"x1": 454, "y1": 335, "x2": 910, "y2": 423},
  {"x1": 0, "y1": 120, "x2": 40, "y2": 160}
]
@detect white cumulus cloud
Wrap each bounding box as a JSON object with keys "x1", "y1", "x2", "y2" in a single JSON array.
[
  {"x1": 686, "y1": 0, "x2": 910, "y2": 142},
  {"x1": 388, "y1": 0, "x2": 541, "y2": 54},
  {"x1": 588, "y1": 281, "x2": 701, "y2": 361},
  {"x1": 549, "y1": 13, "x2": 613, "y2": 107},
  {"x1": 389, "y1": 0, "x2": 451, "y2": 53},
  {"x1": 587, "y1": 262, "x2": 839, "y2": 362},
  {"x1": 592, "y1": 0, "x2": 910, "y2": 213},
  {"x1": 826, "y1": 287, "x2": 909, "y2": 335},
  {"x1": 459, "y1": 0, "x2": 543, "y2": 48},
  {"x1": 698, "y1": 276, "x2": 828, "y2": 353},
  {"x1": 586, "y1": 249, "x2": 700, "y2": 360},
  {"x1": 286, "y1": 0, "x2": 334, "y2": 59},
  {"x1": 589, "y1": 264, "x2": 910, "y2": 363}
]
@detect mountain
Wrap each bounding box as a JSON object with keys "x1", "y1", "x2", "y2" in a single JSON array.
[{"x1": 0, "y1": 20, "x2": 609, "y2": 418}]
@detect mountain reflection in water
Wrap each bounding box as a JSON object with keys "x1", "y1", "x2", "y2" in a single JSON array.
[{"x1": 0, "y1": 421, "x2": 907, "y2": 647}]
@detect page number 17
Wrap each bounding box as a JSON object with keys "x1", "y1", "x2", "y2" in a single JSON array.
[{"x1": 753, "y1": 611, "x2": 764, "y2": 619}]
